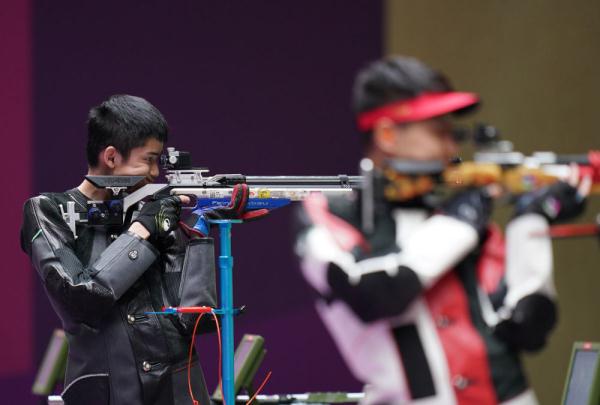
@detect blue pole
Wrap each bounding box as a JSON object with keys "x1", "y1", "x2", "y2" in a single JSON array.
[{"x1": 217, "y1": 221, "x2": 236, "y2": 405}]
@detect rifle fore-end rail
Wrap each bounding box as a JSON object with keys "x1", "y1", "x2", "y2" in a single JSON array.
[{"x1": 170, "y1": 186, "x2": 355, "y2": 201}]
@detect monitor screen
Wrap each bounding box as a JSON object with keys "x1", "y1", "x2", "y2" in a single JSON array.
[{"x1": 564, "y1": 349, "x2": 599, "y2": 405}]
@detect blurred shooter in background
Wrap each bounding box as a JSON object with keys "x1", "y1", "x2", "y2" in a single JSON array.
[{"x1": 296, "y1": 56, "x2": 589, "y2": 405}]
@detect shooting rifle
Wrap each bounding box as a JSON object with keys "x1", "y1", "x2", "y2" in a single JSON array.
[
  {"x1": 60, "y1": 147, "x2": 362, "y2": 238},
  {"x1": 380, "y1": 125, "x2": 599, "y2": 202}
]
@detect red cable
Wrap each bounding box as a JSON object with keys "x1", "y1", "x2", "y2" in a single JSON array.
[
  {"x1": 212, "y1": 312, "x2": 225, "y2": 405},
  {"x1": 246, "y1": 371, "x2": 273, "y2": 405},
  {"x1": 188, "y1": 313, "x2": 205, "y2": 405},
  {"x1": 187, "y1": 310, "x2": 272, "y2": 405}
]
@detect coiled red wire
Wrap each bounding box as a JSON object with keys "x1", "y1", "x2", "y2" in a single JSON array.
[{"x1": 187, "y1": 311, "x2": 271, "y2": 405}]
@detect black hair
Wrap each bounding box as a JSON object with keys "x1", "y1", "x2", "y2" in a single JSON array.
[
  {"x1": 86, "y1": 94, "x2": 169, "y2": 167},
  {"x1": 353, "y1": 55, "x2": 453, "y2": 114}
]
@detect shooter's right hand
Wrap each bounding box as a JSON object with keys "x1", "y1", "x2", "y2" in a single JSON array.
[
  {"x1": 133, "y1": 196, "x2": 186, "y2": 238},
  {"x1": 513, "y1": 179, "x2": 590, "y2": 224}
]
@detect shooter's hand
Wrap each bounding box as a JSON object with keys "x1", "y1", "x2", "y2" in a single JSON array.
[
  {"x1": 180, "y1": 184, "x2": 269, "y2": 237},
  {"x1": 132, "y1": 196, "x2": 188, "y2": 238},
  {"x1": 513, "y1": 168, "x2": 591, "y2": 223},
  {"x1": 440, "y1": 187, "x2": 494, "y2": 239}
]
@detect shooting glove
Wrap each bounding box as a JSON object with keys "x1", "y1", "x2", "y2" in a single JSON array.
[
  {"x1": 180, "y1": 184, "x2": 269, "y2": 237},
  {"x1": 134, "y1": 196, "x2": 183, "y2": 238},
  {"x1": 440, "y1": 187, "x2": 493, "y2": 238},
  {"x1": 513, "y1": 181, "x2": 586, "y2": 223}
]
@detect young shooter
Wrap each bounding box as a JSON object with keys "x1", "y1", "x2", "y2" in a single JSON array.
[{"x1": 21, "y1": 95, "x2": 251, "y2": 405}]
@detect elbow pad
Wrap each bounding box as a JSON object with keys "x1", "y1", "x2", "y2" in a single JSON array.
[{"x1": 92, "y1": 231, "x2": 158, "y2": 299}]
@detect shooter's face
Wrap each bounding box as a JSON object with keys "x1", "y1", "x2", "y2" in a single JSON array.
[
  {"x1": 111, "y1": 138, "x2": 163, "y2": 185},
  {"x1": 375, "y1": 116, "x2": 459, "y2": 163}
]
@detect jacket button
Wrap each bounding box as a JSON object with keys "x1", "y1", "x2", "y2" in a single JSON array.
[
  {"x1": 142, "y1": 361, "x2": 152, "y2": 372},
  {"x1": 127, "y1": 314, "x2": 136, "y2": 325},
  {"x1": 453, "y1": 375, "x2": 469, "y2": 390},
  {"x1": 128, "y1": 250, "x2": 139, "y2": 260}
]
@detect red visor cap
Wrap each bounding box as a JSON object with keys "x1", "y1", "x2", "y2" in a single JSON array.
[{"x1": 357, "y1": 91, "x2": 480, "y2": 132}]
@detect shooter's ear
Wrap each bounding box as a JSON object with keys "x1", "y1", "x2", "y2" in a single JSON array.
[
  {"x1": 372, "y1": 118, "x2": 400, "y2": 155},
  {"x1": 101, "y1": 146, "x2": 120, "y2": 169}
]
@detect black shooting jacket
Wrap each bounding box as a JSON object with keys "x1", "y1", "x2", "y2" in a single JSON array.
[{"x1": 21, "y1": 189, "x2": 217, "y2": 405}]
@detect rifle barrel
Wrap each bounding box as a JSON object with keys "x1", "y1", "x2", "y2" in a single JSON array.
[
  {"x1": 244, "y1": 175, "x2": 362, "y2": 188},
  {"x1": 555, "y1": 154, "x2": 590, "y2": 165}
]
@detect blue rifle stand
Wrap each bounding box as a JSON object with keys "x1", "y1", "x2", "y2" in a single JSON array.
[{"x1": 210, "y1": 219, "x2": 243, "y2": 405}]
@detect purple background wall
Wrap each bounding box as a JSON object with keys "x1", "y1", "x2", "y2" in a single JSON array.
[
  {"x1": 1, "y1": 0, "x2": 33, "y2": 379},
  {"x1": 1, "y1": 1, "x2": 382, "y2": 402}
]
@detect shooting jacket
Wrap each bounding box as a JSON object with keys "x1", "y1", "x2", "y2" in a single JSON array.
[
  {"x1": 21, "y1": 188, "x2": 216, "y2": 405},
  {"x1": 297, "y1": 191, "x2": 557, "y2": 405}
]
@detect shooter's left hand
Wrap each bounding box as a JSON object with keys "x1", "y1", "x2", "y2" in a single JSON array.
[{"x1": 180, "y1": 184, "x2": 269, "y2": 237}]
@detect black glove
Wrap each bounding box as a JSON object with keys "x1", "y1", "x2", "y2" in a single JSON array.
[
  {"x1": 180, "y1": 184, "x2": 269, "y2": 237},
  {"x1": 513, "y1": 181, "x2": 586, "y2": 223},
  {"x1": 441, "y1": 188, "x2": 493, "y2": 237},
  {"x1": 494, "y1": 294, "x2": 557, "y2": 352},
  {"x1": 134, "y1": 196, "x2": 183, "y2": 238}
]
